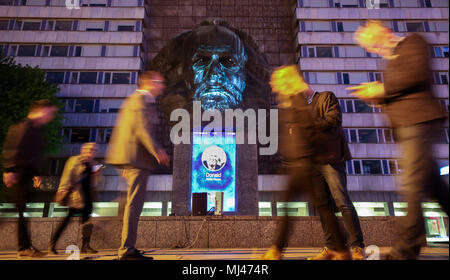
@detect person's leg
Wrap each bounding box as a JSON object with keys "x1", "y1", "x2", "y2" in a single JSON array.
[
  {"x1": 81, "y1": 205, "x2": 96, "y2": 253},
  {"x1": 118, "y1": 168, "x2": 149, "y2": 257},
  {"x1": 50, "y1": 209, "x2": 75, "y2": 248},
  {"x1": 390, "y1": 122, "x2": 437, "y2": 259},
  {"x1": 275, "y1": 165, "x2": 313, "y2": 251},
  {"x1": 15, "y1": 173, "x2": 32, "y2": 251},
  {"x1": 311, "y1": 177, "x2": 348, "y2": 253},
  {"x1": 320, "y1": 163, "x2": 365, "y2": 249}
]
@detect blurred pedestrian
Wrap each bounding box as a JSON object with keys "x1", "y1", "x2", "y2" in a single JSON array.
[
  {"x1": 261, "y1": 65, "x2": 351, "y2": 260},
  {"x1": 48, "y1": 142, "x2": 102, "y2": 255},
  {"x1": 303, "y1": 84, "x2": 365, "y2": 260},
  {"x1": 2, "y1": 99, "x2": 58, "y2": 258},
  {"x1": 106, "y1": 71, "x2": 170, "y2": 260},
  {"x1": 349, "y1": 21, "x2": 449, "y2": 260}
]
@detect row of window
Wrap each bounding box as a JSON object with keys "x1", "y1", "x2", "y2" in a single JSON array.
[
  {"x1": 344, "y1": 128, "x2": 449, "y2": 144},
  {"x1": 45, "y1": 71, "x2": 136, "y2": 84},
  {"x1": 298, "y1": 0, "x2": 448, "y2": 8},
  {"x1": 299, "y1": 45, "x2": 449, "y2": 58},
  {"x1": 299, "y1": 20, "x2": 449, "y2": 33},
  {"x1": 347, "y1": 159, "x2": 449, "y2": 175},
  {"x1": 0, "y1": 0, "x2": 143, "y2": 7},
  {"x1": 60, "y1": 98, "x2": 122, "y2": 113},
  {"x1": 62, "y1": 127, "x2": 113, "y2": 144},
  {"x1": 0, "y1": 44, "x2": 139, "y2": 57},
  {"x1": 0, "y1": 19, "x2": 142, "y2": 32},
  {"x1": 303, "y1": 71, "x2": 449, "y2": 85}
]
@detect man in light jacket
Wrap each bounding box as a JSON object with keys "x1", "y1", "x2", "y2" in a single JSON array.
[
  {"x1": 48, "y1": 142, "x2": 101, "y2": 255},
  {"x1": 106, "y1": 71, "x2": 169, "y2": 260}
]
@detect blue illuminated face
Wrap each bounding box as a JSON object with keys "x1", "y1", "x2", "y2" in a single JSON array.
[{"x1": 191, "y1": 32, "x2": 247, "y2": 110}]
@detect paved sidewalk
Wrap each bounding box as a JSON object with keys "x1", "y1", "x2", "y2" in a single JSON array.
[{"x1": 0, "y1": 245, "x2": 448, "y2": 260}]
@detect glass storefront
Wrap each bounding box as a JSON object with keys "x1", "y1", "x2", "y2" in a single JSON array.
[
  {"x1": 258, "y1": 202, "x2": 272, "y2": 216},
  {"x1": 394, "y1": 202, "x2": 449, "y2": 242},
  {"x1": 276, "y1": 202, "x2": 309, "y2": 216}
]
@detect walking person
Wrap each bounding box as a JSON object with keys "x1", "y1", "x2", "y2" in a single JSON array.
[
  {"x1": 262, "y1": 65, "x2": 351, "y2": 260},
  {"x1": 106, "y1": 71, "x2": 170, "y2": 260},
  {"x1": 303, "y1": 85, "x2": 365, "y2": 260},
  {"x1": 349, "y1": 21, "x2": 449, "y2": 260},
  {"x1": 2, "y1": 99, "x2": 58, "y2": 258},
  {"x1": 48, "y1": 142, "x2": 101, "y2": 255}
]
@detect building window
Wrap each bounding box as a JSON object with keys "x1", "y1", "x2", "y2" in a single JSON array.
[
  {"x1": 428, "y1": 0, "x2": 449, "y2": 7},
  {"x1": 0, "y1": 20, "x2": 8, "y2": 30},
  {"x1": 74, "y1": 99, "x2": 94, "y2": 113},
  {"x1": 97, "y1": 128, "x2": 113, "y2": 143},
  {"x1": 277, "y1": 202, "x2": 309, "y2": 216},
  {"x1": 117, "y1": 25, "x2": 134, "y2": 31},
  {"x1": 353, "y1": 100, "x2": 373, "y2": 113},
  {"x1": 433, "y1": 46, "x2": 449, "y2": 58},
  {"x1": 141, "y1": 202, "x2": 162, "y2": 216},
  {"x1": 406, "y1": 22, "x2": 424, "y2": 32},
  {"x1": 70, "y1": 128, "x2": 91, "y2": 143},
  {"x1": 358, "y1": 129, "x2": 378, "y2": 143},
  {"x1": 22, "y1": 21, "x2": 41, "y2": 30},
  {"x1": 362, "y1": 160, "x2": 383, "y2": 174},
  {"x1": 316, "y1": 46, "x2": 333, "y2": 57},
  {"x1": 79, "y1": 72, "x2": 98, "y2": 84},
  {"x1": 50, "y1": 46, "x2": 69, "y2": 56},
  {"x1": 17, "y1": 45, "x2": 36, "y2": 56},
  {"x1": 74, "y1": 46, "x2": 82, "y2": 57},
  {"x1": 353, "y1": 202, "x2": 389, "y2": 216},
  {"x1": 55, "y1": 21, "x2": 73, "y2": 31},
  {"x1": 258, "y1": 202, "x2": 272, "y2": 216},
  {"x1": 46, "y1": 72, "x2": 65, "y2": 84},
  {"x1": 112, "y1": 73, "x2": 131, "y2": 84}
]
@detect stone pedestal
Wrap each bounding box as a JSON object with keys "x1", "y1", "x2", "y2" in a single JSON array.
[{"x1": 171, "y1": 143, "x2": 192, "y2": 216}]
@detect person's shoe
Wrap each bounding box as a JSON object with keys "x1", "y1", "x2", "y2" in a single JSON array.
[
  {"x1": 118, "y1": 250, "x2": 154, "y2": 260},
  {"x1": 332, "y1": 249, "x2": 352, "y2": 260},
  {"x1": 81, "y1": 245, "x2": 98, "y2": 254},
  {"x1": 47, "y1": 245, "x2": 58, "y2": 255},
  {"x1": 17, "y1": 246, "x2": 46, "y2": 258},
  {"x1": 307, "y1": 247, "x2": 336, "y2": 260},
  {"x1": 351, "y1": 247, "x2": 366, "y2": 260},
  {"x1": 260, "y1": 245, "x2": 282, "y2": 260}
]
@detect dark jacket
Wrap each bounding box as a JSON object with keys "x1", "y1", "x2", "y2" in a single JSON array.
[
  {"x1": 278, "y1": 93, "x2": 316, "y2": 167},
  {"x1": 2, "y1": 118, "x2": 45, "y2": 175},
  {"x1": 309, "y1": 91, "x2": 352, "y2": 164},
  {"x1": 382, "y1": 33, "x2": 447, "y2": 127}
]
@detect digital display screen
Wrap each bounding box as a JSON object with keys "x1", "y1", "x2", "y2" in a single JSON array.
[{"x1": 191, "y1": 131, "x2": 236, "y2": 212}]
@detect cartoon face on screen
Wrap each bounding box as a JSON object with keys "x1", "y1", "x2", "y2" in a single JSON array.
[
  {"x1": 191, "y1": 26, "x2": 247, "y2": 110},
  {"x1": 201, "y1": 145, "x2": 227, "y2": 171}
]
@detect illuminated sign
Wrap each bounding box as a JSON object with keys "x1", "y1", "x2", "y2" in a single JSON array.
[
  {"x1": 440, "y1": 165, "x2": 449, "y2": 176},
  {"x1": 191, "y1": 131, "x2": 236, "y2": 212}
]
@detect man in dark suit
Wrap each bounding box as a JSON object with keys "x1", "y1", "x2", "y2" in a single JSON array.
[
  {"x1": 2, "y1": 99, "x2": 58, "y2": 258},
  {"x1": 349, "y1": 21, "x2": 448, "y2": 260},
  {"x1": 106, "y1": 71, "x2": 170, "y2": 260},
  {"x1": 304, "y1": 86, "x2": 365, "y2": 260},
  {"x1": 262, "y1": 65, "x2": 350, "y2": 260}
]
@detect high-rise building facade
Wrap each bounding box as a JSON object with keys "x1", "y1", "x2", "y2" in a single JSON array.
[{"x1": 0, "y1": 0, "x2": 448, "y2": 240}]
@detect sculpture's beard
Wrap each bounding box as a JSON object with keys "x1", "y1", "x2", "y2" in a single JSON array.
[{"x1": 193, "y1": 77, "x2": 245, "y2": 110}]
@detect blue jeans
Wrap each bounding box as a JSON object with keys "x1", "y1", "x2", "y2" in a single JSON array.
[
  {"x1": 316, "y1": 163, "x2": 365, "y2": 249},
  {"x1": 390, "y1": 120, "x2": 449, "y2": 259}
]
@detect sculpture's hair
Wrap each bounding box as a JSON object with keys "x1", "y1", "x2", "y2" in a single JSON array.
[{"x1": 150, "y1": 18, "x2": 272, "y2": 118}]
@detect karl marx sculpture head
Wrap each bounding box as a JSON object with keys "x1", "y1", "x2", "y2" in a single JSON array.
[{"x1": 151, "y1": 19, "x2": 271, "y2": 114}]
